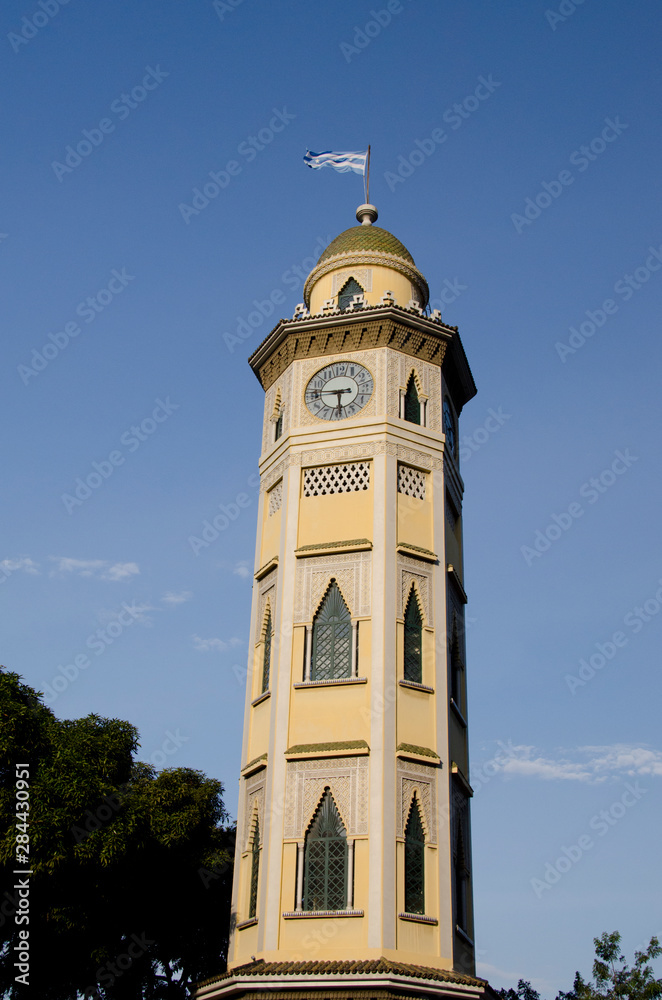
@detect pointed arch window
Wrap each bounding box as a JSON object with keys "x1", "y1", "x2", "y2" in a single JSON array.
[
  {"x1": 404, "y1": 797, "x2": 425, "y2": 915},
  {"x1": 249, "y1": 814, "x2": 260, "y2": 919},
  {"x1": 304, "y1": 790, "x2": 347, "y2": 911},
  {"x1": 404, "y1": 589, "x2": 423, "y2": 684},
  {"x1": 274, "y1": 411, "x2": 283, "y2": 440},
  {"x1": 404, "y1": 374, "x2": 420, "y2": 424},
  {"x1": 261, "y1": 608, "x2": 272, "y2": 694},
  {"x1": 311, "y1": 582, "x2": 351, "y2": 681},
  {"x1": 338, "y1": 277, "x2": 364, "y2": 311}
]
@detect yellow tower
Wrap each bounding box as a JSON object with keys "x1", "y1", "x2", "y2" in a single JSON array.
[{"x1": 199, "y1": 206, "x2": 495, "y2": 1000}]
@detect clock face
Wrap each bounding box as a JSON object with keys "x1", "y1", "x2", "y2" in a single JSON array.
[
  {"x1": 305, "y1": 361, "x2": 374, "y2": 421},
  {"x1": 443, "y1": 399, "x2": 456, "y2": 457}
]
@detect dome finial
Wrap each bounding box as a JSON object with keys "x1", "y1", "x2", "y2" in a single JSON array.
[{"x1": 356, "y1": 203, "x2": 378, "y2": 226}]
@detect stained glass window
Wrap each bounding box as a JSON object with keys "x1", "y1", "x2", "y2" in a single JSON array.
[
  {"x1": 404, "y1": 374, "x2": 420, "y2": 424},
  {"x1": 304, "y1": 790, "x2": 347, "y2": 911},
  {"x1": 404, "y1": 798, "x2": 425, "y2": 915},
  {"x1": 404, "y1": 589, "x2": 423, "y2": 683},
  {"x1": 311, "y1": 582, "x2": 351, "y2": 681}
]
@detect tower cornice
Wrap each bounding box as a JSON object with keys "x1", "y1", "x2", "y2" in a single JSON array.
[{"x1": 247, "y1": 304, "x2": 476, "y2": 412}]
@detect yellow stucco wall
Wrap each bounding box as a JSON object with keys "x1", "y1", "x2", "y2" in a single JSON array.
[
  {"x1": 397, "y1": 492, "x2": 433, "y2": 552},
  {"x1": 288, "y1": 686, "x2": 371, "y2": 747},
  {"x1": 309, "y1": 264, "x2": 421, "y2": 315},
  {"x1": 298, "y1": 488, "x2": 373, "y2": 551},
  {"x1": 260, "y1": 499, "x2": 281, "y2": 566}
]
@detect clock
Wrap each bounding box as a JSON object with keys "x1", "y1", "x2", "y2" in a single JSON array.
[
  {"x1": 304, "y1": 361, "x2": 374, "y2": 421},
  {"x1": 443, "y1": 399, "x2": 456, "y2": 457}
]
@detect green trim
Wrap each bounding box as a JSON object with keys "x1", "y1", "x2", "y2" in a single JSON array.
[
  {"x1": 397, "y1": 543, "x2": 438, "y2": 562},
  {"x1": 254, "y1": 556, "x2": 278, "y2": 580},
  {"x1": 241, "y1": 753, "x2": 267, "y2": 774},
  {"x1": 295, "y1": 538, "x2": 371, "y2": 554},
  {"x1": 397, "y1": 743, "x2": 440, "y2": 760},
  {"x1": 286, "y1": 740, "x2": 369, "y2": 756}
]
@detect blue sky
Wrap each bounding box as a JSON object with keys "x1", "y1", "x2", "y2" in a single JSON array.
[{"x1": 2, "y1": 0, "x2": 661, "y2": 993}]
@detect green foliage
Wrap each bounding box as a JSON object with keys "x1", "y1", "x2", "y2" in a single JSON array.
[
  {"x1": 0, "y1": 668, "x2": 234, "y2": 999},
  {"x1": 495, "y1": 932, "x2": 662, "y2": 1000}
]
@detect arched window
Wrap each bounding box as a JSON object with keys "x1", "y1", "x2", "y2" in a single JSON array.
[
  {"x1": 404, "y1": 797, "x2": 425, "y2": 915},
  {"x1": 249, "y1": 814, "x2": 260, "y2": 919},
  {"x1": 311, "y1": 582, "x2": 351, "y2": 681},
  {"x1": 274, "y1": 411, "x2": 283, "y2": 440},
  {"x1": 404, "y1": 374, "x2": 420, "y2": 424},
  {"x1": 261, "y1": 608, "x2": 272, "y2": 693},
  {"x1": 338, "y1": 277, "x2": 364, "y2": 311},
  {"x1": 304, "y1": 790, "x2": 347, "y2": 911},
  {"x1": 404, "y1": 589, "x2": 423, "y2": 684}
]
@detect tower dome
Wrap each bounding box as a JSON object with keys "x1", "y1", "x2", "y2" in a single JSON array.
[{"x1": 303, "y1": 205, "x2": 429, "y2": 313}]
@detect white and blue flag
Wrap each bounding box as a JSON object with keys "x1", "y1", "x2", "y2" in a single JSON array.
[{"x1": 303, "y1": 150, "x2": 368, "y2": 175}]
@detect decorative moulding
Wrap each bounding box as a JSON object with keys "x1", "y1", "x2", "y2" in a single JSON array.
[
  {"x1": 295, "y1": 538, "x2": 372, "y2": 558},
  {"x1": 254, "y1": 556, "x2": 278, "y2": 580},
  {"x1": 241, "y1": 753, "x2": 268, "y2": 776}
]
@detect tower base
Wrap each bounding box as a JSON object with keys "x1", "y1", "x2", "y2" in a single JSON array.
[{"x1": 197, "y1": 958, "x2": 497, "y2": 1000}]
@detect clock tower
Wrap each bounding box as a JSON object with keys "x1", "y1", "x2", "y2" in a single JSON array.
[{"x1": 199, "y1": 206, "x2": 495, "y2": 1000}]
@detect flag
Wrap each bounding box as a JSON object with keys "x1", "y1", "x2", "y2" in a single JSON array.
[{"x1": 303, "y1": 150, "x2": 368, "y2": 175}]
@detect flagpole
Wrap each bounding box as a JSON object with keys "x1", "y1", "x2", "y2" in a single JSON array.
[{"x1": 366, "y1": 145, "x2": 371, "y2": 203}]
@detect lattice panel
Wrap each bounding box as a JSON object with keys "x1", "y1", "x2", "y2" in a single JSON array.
[
  {"x1": 268, "y1": 481, "x2": 283, "y2": 516},
  {"x1": 303, "y1": 463, "x2": 370, "y2": 497},
  {"x1": 257, "y1": 573, "x2": 276, "y2": 647},
  {"x1": 312, "y1": 621, "x2": 351, "y2": 680},
  {"x1": 243, "y1": 774, "x2": 266, "y2": 851},
  {"x1": 397, "y1": 759, "x2": 438, "y2": 845},
  {"x1": 398, "y1": 464, "x2": 427, "y2": 500},
  {"x1": 294, "y1": 551, "x2": 371, "y2": 623},
  {"x1": 398, "y1": 558, "x2": 433, "y2": 627},
  {"x1": 331, "y1": 268, "x2": 373, "y2": 295},
  {"x1": 284, "y1": 757, "x2": 369, "y2": 839}
]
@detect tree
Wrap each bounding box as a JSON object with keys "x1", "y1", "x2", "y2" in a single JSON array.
[
  {"x1": 494, "y1": 932, "x2": 662, "y2": 1000},
  {"x1": 557, "y1": 932, "x2": 662, "y2": 1000},
  {"x1": 0, "y1": 668, "x2": 234, "y2": 999}
]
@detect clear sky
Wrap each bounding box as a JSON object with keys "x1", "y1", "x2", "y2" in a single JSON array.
[{"x1": 2, "y1": 0, "x2": 661, "y2": 994}]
